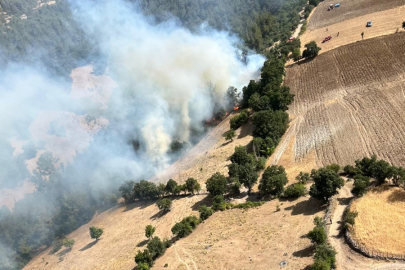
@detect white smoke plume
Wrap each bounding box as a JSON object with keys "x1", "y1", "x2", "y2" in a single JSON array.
[{"x1": 0, "y1": 0, "x2": 264, "y2": 198}]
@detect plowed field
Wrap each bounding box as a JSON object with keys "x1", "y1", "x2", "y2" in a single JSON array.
[
  {"x1": 308, "y1": 0, "x2": 404, "y2": 31},
  {"x1": 283, "y1": 32, "x2": 405, "y2": 168}
]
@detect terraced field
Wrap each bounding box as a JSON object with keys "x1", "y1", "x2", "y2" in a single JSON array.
[
  {"x1": 307, "y1": 0, "x2": 405, "y2": 31},
  {"x1": 283, "y1": 32, "x2": 405, "y2": 168}
]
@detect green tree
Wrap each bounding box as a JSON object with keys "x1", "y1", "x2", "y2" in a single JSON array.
[
  {"x1": 314, "y1": 243, "x2": 337, "y2": 269},
  {"x1": 307, "y1": 226, "x2": 327, "y2": 245},
  {"x1": 230, "y1": 146, "x2": 253, "y2": 165},
  {"x1": 312, "y1": 259, "x2": 331, "y2": 270},
  {"x1": 238, "y1": 163, "x2": 259, "y2": 195},
  {"x1": 89, "y1": 226, "x2": 103, "y2": 240},
  {"x1": 224, "y1": 129, "x2": 236, "y2": 141},
  {"x1": 230, "y1": 111, "x2": 249, "y2": 130},
  {"x1": 351, "y1": 175, "x2": 370, "y2": 196},
  {"x1": 145, "y1": 225, "x2": 156, "y2": 240},
  {"x1": 309, "y1": 168, "x2": 344, "y2": 202},
  {"x1": 119, "y1": 181, "x2": 135, "y2": 203},
  {"x1": 342, "y1": 210, "x2": 358, "y2": 229},
  {"x1": 355, "y1": 155, "x2": 377, "y2": 176},
  {"x1": 157, "y1": 183, "x2": 166, "y2": 198},
  {"x1": 156, "y1": 198, "x2": 172, "y2": 212},
  {"x1": 199, "y1": 205, "x2": 214, "y2": 221},
  {"x1": 36, "y1": 151, "x2": 59, "y2": 176},
  {"x1": 212, "y1": 195, "x2": 229, "y2": 211},
  {"x1": 165, "y1": 179, "x2": 178, "y2": 195},
  {"x1": 370, "y1": 160, "x2": 393, "y2": 185},
  {"x1": 206, "y1": 172, "x2": 228, "y2": 196},
  {"x1": 302, "y1": 41, "x2": 321, "y2": 58},
  {"x1": 252, "y1": 110, "x2": 289, "y2": 142},
  {"x1": 391, "y1": 166, "x2": 405, "y2": 186},
  {"x1": 185, "y1": 178, "x2": 199, "y2": 195},
  {"x1": 171, "y1": 216, "x2": 200, "y2": 238},
  {"x1": 326, "y1": 163, "x2": 340, "y2": 174},
  {"x1": 134, "y1": 180, "x2": 159, "y2": 200},
  {"x1": 135, "y1": 249, "x2": 153, "y2": 267},
  {"x1": 147, "y1": 236, "x2": 166, "y2": 259},
  {"x1": 259, "y1": 165, "x2": 288, "y2": 197},
  {"x1": 137, "y1": 263, "x2": 150, "y2": 270}
]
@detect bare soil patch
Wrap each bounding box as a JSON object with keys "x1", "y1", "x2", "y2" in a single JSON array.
[
  {"x1": 307, "y1": 0, "x2": 404, "y2": 31},
  {"x1": 283, "y1": 32, "x2": 405, "y2": 168},
  {"x1": 350, "y1": 186, "x2": 405, "y2": 256}
]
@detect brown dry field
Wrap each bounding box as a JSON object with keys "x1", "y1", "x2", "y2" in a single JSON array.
[
  {"x1": 350, "y1": 186, "x2": 405, "y2": 256},
  {"x1": 307, "y1": 0, "x2": 404, "y2": 31},
  {"x1": 23, "y1": 114, "x2": 269, "y2": 270},
  {"x1": 300, "y1": 4, "x2": 405, "y2": 55},
  {"x1": 284, "y1": 32, "x2": 405, "y2": 168},
  {"x1": 153, "y1": 196, "x2": 323, "y2": 270}
]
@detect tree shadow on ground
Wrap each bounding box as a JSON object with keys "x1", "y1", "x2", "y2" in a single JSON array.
[
  {"x1": 136, "y1": 239, "x2": 149, "y2": 247},
  {"x1": 150, "y1": 210, "x2": 168, "y2": 220},
  {"x1": 387, "y1": 188, "x2": 405, "y2": 203},
  {"x1": 123, "y1": 199, "x2": 158, "y2": 212},
  {"x1": 79, "y1": 240, "x2": 98, "y2": 251},
  {"x1": 284, "y1": 197, "x2": 325, "y2": 216},
  {"x1": 57, "y1": 248, "x2": 71, "y2": 257},
  {"x1": 220, "y1": 140, "x2": 232, "y2": 147},
  {"x1": 337, "y1": 197, "x2": 352, "y2": 206},
  {"x1": 292, "y1": 245, "x2": 314, "y2": 258},
  {"x1": 190, "y1": 195, "x2": 212, "y2": 211},
  {"x1": 238, "y1": 122, "x2": 254, "y2": 139}
]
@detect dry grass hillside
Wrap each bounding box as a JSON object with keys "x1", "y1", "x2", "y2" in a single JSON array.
[
  {"x1": 350, "y1": 186, "x2": 405, "y2": 256},
  {"x1": 307, "y1": 0, "x2": 404, "y2": 31},
  {"x1": 153, "y1": 196, "x2": 323, "y2": 270},
  {"x1": 283, "y1": 32, "x2": 405, "y2": 168},
  {"x1": 23, "y1": 113, "x2": 254, "y2": 270}
]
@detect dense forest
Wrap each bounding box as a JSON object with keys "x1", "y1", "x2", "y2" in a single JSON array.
[
  {"x1": 0, "y1": 0, "x2": 304, "y2": 76},
  {"x1": 0, "y1": 0, "x2": 306, "y2": 269}
]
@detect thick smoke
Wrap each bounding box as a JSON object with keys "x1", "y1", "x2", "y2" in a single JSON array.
[{"x1": 0, "y1": 0, "x2": 264, "y2": 197}]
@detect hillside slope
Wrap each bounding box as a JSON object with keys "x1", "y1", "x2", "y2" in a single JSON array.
[
  {"x1": 284, "y1": 32, "x2": 405, "y2": 169},
  {"x1": 23, "y1": 114, "x2": 253, "y2": 270}
]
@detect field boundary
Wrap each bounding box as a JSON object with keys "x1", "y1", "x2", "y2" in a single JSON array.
[{"x1": 345, "y1": 199, "x2": 405, "y2": 261}]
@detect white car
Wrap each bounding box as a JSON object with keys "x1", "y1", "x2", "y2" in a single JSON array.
[{"x1": 367, "y1": 21, "x2": 373, "y2": 27}]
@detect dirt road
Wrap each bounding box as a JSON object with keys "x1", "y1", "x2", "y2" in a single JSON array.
[{"x1": 328, "y1": 181, "x2": 405, "y2": 270}]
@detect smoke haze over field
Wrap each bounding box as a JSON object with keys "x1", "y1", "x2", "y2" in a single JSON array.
[{"x1": 0, "y1": 0, "x2": 264, "y2": 195}]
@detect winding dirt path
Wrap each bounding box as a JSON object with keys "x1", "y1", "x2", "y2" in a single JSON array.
[{"x1": 329, "y1": 181, "x2": 405, "y2": 270}]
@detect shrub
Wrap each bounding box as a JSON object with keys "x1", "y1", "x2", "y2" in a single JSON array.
[
  {"x1": 171, "y1": 216, "x2": 200, "y2": 238},
  {"x1": 230, "y1": 111, "x2": 249, "y2": 130},
  {"x1": 307, "y1": 226, "x2": 327, "y2": 245},
  {"x1": 233, "y1": 201, "x2": 264, "y2": 209},
  {"x1": 283, "y1": 183, "x2": 306, "y2": 198},
  {"x1": 137, "y1": 263, "x2": 150, "y2": 270},
  {"x1": 314, "y1": 243, "x2": 337, "y2": 269},
  {"x1": 135, "y1": 249, "x2": 153, "y2": 267},
  {"x1": 206, "y1": 173, "x2": 228, "y2": 196},
  {"x1": 326, "y1": 163, "x2": 340, "y2": 174},
  {"x1": 145, "y1": 225, "x2": 156, "y2": 239},
  {"x1": 296, "y1": 171, "x2": 310, "y2": 184},
  {"x1": 224, "y1": 129, "x2": 236, "y2": 141},
  {"x1": 147, "y1": 237, "x2": 166, "y2": 260},
  {"x1": 292, "y1": 48, "x2": 301, "y2": 61},
  {"x1": 342, "y1": 210, "x2": 358, "y2": 229},
  {"x1": 62, "y1": 238, "x2": 75, "y2": 249},
  {"x1": 212, "y1": 195, "x2": 231, "y2": 211},
  {"x1": 157, "y1": 198, "x2": 172, "y2": 212},
  {"x1": 89, "y1": 226, "x2": 103, "y2": 240},
  {"x1": 199, "y1": 205, "x2": 214, "y2": 221},
  {"x1": 312, "y1": 259, "x2": 331, "y2": 270}
]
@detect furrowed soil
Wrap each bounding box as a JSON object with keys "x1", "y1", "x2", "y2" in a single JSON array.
[
  {"x1": 284, "y1": 32, "x2": 405, "y2": 168},
  {"x1": 307, "y1": 0, "x2": 404, "y2": 31},
  {"x1": 350, "y1": 186, "x2": 405, "y2": 256}
]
